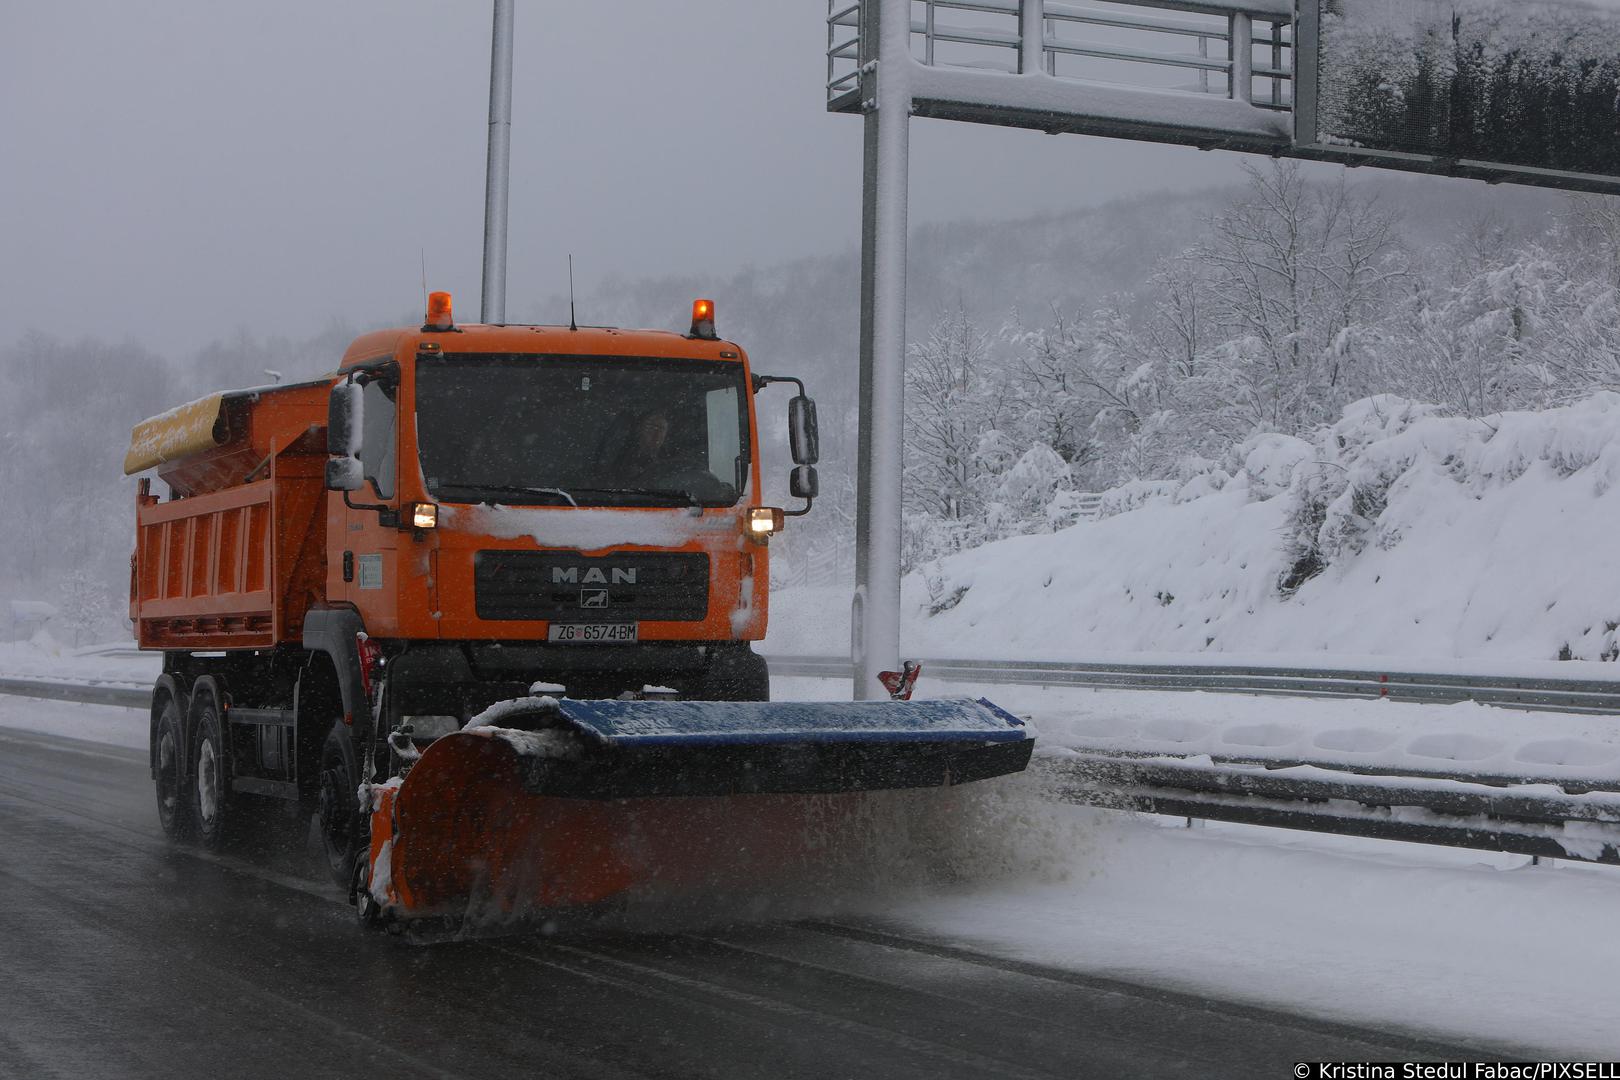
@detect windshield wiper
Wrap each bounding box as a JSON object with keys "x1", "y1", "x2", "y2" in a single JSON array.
[
  {"x1": 565, "y1": 486, "x2": 699, "y2": 507},
  {"x1": 432, "y1": 481, "x2": 578, "y2": 507}
]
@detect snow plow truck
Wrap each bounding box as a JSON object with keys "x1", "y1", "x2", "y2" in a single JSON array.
[{"x1": 125, "y1": 293, "x2": 1032, "y2": 932}]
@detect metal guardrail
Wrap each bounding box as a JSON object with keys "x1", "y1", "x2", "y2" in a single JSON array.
[
  {"x1": 1035, "y1": 751, "x2": 1620, "y2": 866},
  {"x1": 767, "y1": 653, "x2": 1620, "y2": 865},
  {"x1": 0, "y1": 677, "x2": 150, "y2": 709},
  {"x1": 765, "y1": 655, "x2": 1620, "y2": 715},
  {"x1": 70, "y1": 645, "x2": 148, "y2": 660},
  {"x1": 768, "y1": 653, "x2": 1620, "y2": 861}
]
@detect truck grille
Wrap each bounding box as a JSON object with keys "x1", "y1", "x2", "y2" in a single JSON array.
[{"x1": 474, "y1": 551, "x2": 710, "y2": 622}]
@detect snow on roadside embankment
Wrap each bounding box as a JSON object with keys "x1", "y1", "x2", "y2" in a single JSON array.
[
  {"x1": 0, "y1": 640, "x2": 158, "y2": 687},
  {"x1": 771, "y1": 394, "x2": 1620, "y2": 668},
  {"x1": 0, "y1": 696, "x2": 148, "y2": 750}
]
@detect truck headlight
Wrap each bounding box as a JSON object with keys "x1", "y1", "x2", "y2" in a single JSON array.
[
  {"x1": 748, "y1": 507, "x2": 785, "y2": 537},
  {"x1": 412, "y1": 503, "x2": 439, "y2": 530}
]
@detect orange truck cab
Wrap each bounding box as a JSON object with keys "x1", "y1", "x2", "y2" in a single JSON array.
[{"x1": 127, "y1": 295, "x2": 822, "y2": 880}]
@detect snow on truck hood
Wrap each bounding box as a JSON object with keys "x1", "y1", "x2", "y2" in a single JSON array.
[{"x1": 444, "y1": 503, "x2": 741, "y2": 550}]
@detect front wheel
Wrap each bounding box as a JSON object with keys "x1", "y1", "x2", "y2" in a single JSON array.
[
  {"x1": 352, "y1": 852, "x2": 387, "y2": 930},
  {"x1": 316, "y1": 722, "x2": 364, "y2": 891},
  {"x1": 693, "y1": 646, "x2": 770, "y2": 701}
]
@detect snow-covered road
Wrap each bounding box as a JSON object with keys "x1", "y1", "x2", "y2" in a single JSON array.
[
  {"x1": 0, "y1": 705, "x2": 1473, "y2": 1079},
  {"x1": 3, "y1": 684, "x2": 1616, "y2": 1058}
]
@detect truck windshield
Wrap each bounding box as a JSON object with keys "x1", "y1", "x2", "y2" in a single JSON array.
[{"x1": 415, "y1": 354, "x2": 750, "y2": 508}]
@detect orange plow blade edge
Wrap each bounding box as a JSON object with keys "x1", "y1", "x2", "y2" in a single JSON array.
[{"x1": 357, "y1": 697, "x2": 1033, "y2": 931}]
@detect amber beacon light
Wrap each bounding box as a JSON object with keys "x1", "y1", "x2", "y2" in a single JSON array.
[
  {"x1": 690, "y1": 298, "x2": 716, "y2": 339},
  {"x1": 425, "y1": 291, "x2": 455, "y2": 331}
]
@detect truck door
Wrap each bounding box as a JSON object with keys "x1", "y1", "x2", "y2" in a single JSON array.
[{"x1": 335, "y1": 373, "x2": 403, "y2": 631}]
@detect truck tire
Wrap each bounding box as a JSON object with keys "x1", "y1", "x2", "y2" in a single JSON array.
[
  {"x1": 188, "y1": 688, "x2": 237, "y2": 851},
  {"x1": 695, "y1": 647, "x2": 770, "y2": 701},
  {"x1": 316, "y1": 722, "x2": 364, "y2": 891},
  {"x1": 352, "y1": 854, "x2": 387, "y2": 930},
  {"x1": 153, "y1": 695, "x2": 191, "y2": 841}
]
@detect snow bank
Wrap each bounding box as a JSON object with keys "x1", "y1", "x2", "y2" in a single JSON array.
[
  {"x1": 906, "y1": 393, "x2": 1620, "y2": 664},
  {"x1": 769, "y1": 393, "x2": 1620, "y2": 666},
  {"x1": 0, "y1": 640, "x2": 159, "y2": 687},
  {"x1": 0, "y1": 696, "x2": 148, "y2": 750},
  {"x1": 1036, "y1": 691, "x2": 1620, "y2": 785}
]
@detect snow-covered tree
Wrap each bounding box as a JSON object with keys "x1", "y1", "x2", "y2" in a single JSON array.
[
  {"x1": 1187, "y1": 163, "x2": 1406, "y2": 434},
  {"x1": 903, "y1": 308, "x2": 1004, "y2": 524},
  {"x1": 57, "y1": 569, "x2": 115, "y2": 647}
]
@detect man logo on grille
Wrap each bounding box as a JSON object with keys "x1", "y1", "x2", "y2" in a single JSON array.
[
  {"x1": 553, "y1": 567, "x2": 637, "y2": 585},
  {"x1": 580, "y1": 588, "x2": 609, "y2": 609}
]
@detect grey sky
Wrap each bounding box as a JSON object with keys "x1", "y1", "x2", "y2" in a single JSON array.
[{"x1": 4, "y1": 1, "x2": 1246, "y2": 356}]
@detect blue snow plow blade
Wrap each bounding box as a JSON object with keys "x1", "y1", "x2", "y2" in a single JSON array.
[
  {"x1": 556, "y1": 697, "x2": 1028, "y2": 747},
  {"x1": 494, "y1": 697, "x2": 1034, "y2": 799}
]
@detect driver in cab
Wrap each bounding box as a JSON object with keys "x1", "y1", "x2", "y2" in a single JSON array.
[
  {"x1": 607, "y1": 406, "x2": 729, "y2": 505},
  {"x1": 619, "y1": 409, "x2": 680, "y2": 488}
]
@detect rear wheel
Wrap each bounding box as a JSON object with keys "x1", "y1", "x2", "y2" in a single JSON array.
[
  {"x1": 317, "y1": 722, "x2": 364, "y2": 891},
  {"x1": 153, "y1": 695, "x2": 191, "y2": 841},
  {"x1": 188, "y1": 692, "x2": 236, "y2": 850}
]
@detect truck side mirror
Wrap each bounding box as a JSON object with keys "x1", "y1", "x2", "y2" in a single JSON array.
[
  {"x1": 790, "y1": 464, "x2": 818, "y2": 501},
  {"x1": 326, "y1": 379, "x2": 364, "y2": 492},
  {"x1": 752, "y1": 375, "x2": 820, "y2": 518},
  {"x1": 327, "y1": 379, "x2": 361, "y2": 457},
  {"x1": 789, "y1": 396, "x2": 819, "y2": 466},
  {"x1": 325, "y1": 457, "x2": 364, "y2": 492}
]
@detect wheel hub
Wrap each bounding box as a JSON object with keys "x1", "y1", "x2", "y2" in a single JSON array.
[
  {"x1": 157, "y1": 732, "x2": 177, "y2": 808},
  {"x1": 196, "y1": 740, "x2": 218, "y2": 824}
]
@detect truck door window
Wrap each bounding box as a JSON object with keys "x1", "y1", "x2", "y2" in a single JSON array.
[
  {"x1": 360, "y1": 378, "x2": 397, "y2": 499},
  {"x1": 705, "y1": 386, "x2": 743, "y2": 492}
]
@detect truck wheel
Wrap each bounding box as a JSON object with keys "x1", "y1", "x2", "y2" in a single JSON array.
[
  {"x1": 317, "y1": 722, "x2": 364, "y2": 891},
  {"x1": 696, "y1": 647, "x2": 770, "y2": 701},
  {"x1": 352, "y1": 852, "x2": 387, "y2": 930},
  {"x1": 188, "y1": 691, "x2": 237, "y2": 851},
  {"x1": 154, "y1": 696, "x2": 191, "y2": 841}
]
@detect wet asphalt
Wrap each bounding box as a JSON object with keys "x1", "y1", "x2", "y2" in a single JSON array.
[{"x1": 0, "y1": 721, "x2": 1491, "y2": 1079}]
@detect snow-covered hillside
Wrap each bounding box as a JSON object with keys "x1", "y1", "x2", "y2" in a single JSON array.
[{"x1": 768, "y1": 393, "x2": 1620, "y2": 666}]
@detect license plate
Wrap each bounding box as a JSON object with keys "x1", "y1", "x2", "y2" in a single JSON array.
[{"x1": 548, "y1": 623, "x2": 638, "y2": 643}]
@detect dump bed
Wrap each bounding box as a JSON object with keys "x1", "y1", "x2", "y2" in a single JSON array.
[{"x1": 127, "y1": 380, "x2": 332, "y2": 650}]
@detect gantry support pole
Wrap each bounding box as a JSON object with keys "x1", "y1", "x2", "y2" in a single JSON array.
[
  {"x1": 852, "y1": 0, "x2": 911, "y2": 699},
  {"x1": 481, "y1": 0, "x2": 515, "y2": 324}
]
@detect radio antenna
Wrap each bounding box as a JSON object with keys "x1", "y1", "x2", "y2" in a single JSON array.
[
  {"x1": 420, "y1": 249, "x2": 429, "y2": 316},
  {"x1": 568, "y1": 254, "x2": 578, "y2": 331}
]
